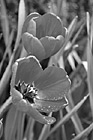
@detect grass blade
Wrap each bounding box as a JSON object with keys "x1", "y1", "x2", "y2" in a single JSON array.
[
  {"x1": 0, "y1": 119, "x2": 3, "y2": 138},
  {"x1": 57, "y1": 0, "x2": 63, "y2": 16},
  {"x1": 0, "y1": 29, "x2": 14, "y2": 73},
  {"x1": 38, "y1": 124, "x2": 50, "y2": 140},
  {"x1": 28, "y1": 119, "x2": 35, "y2": 140},
  {"x1": 67, "y1": 16, "x2": 78, "y2": 36},
  {"x1": 14, "y1": 0, "x2": 26, "y2": 52},
  {"x1": 67, "y1": 53, "x2": 76, "y2": 70},
  {"x1": 24, "y1": 117, "x2": 34, "y2": 140},
  {"x1": 44, "y1": 94, "x2": 89, "y2": 140},
  {"x1": 60, "y1": 109, "x2": 67, "y2": 140},
  {"x1": 17, "y1": 112, "x2": 25, "y2": 140},
  {"x1": 5, "y1": 105, "x2": 18, "y2": 140},
  {"x1": 0, "y1": 0, "x2": 26, "y2": 97},
  {"x1": 72, "y1": 122, "x2": 93, "y2": 140},
  {"x1": 67, "y1": 91, "x2": 85, "y2": 134},
  {"x1": 0, "y1": 96, "x2": 12, "y2": 118},
  {"x1": 0, "y1": 0, "x2": 9, "y2": 46},
  {"x1": 86, "y1": 12, "x2": 93, "y2": 117},
  {"x1": 62, "y1": 16, "x2": 78, "y2": 53},
  {"x1": 38, "y1": 113, "x2": 52, "y2": 140}
]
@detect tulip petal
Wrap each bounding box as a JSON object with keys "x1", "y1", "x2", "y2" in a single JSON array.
[
  {"x1": 40, "y1": 35, "x2": 65, "y2": 58},
  {"x1": 12, "y1": 93, "x2": 55, "y2": 124},
  {"x1": 27, "y1": 102, "x2": 56, "y2": 124},
  {"x1": 40, "y1": 36, "x2": 57, "y2": 58},
  {"x1": 22, "y1": 32, "x2": 45, "y2": 61},
  {"x1": 22, "y1": 12, "x2": 40, "y2": 34},
  {"x1": 27, "y1": 19, "x2": 36, "y2": 36},
  {"x1": 15, "y1": 56, "x2": 43, "y2": 84},
  {"x1": 11, "y1": 88, "x2": 23, "y2": 103},
  {"x1": 34, "y1": 66, "x2": 70, "y2": 100},
  {"x1": 34, "y1": 96, "x2": 68, "y2": 113},
  {"x1": 34, "y1": 13, "x2": 64, "y2": 38},
  {"x1": 52, "y1": 35, "x2": 65, "y2": 55}
]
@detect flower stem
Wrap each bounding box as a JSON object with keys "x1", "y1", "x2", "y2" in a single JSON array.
[{"x1": 0, "y1": 96, "x2": 12, "y2": 118}]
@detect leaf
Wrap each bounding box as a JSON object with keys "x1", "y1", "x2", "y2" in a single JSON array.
[
  {"x1": 60, "y1": 110, "x2": 67, "y2": 140},
  {"x1": 57, "y1": 0, "x2": 63, "y2": 15},
  {"x1": 86, "y1": 12, "x2": 90, "y2": 36},
  {"x1": 62, "y1": 16, "x2": 78, "y2": 51},
  {"x1": 72, "y1": 50, "x2": 81, "y2": 64},
  {"x1": 87, "y1": 12, "x2": 93, "y2": 117},
  {"x1": 0, "y1": 119, "x2": 3, "y2": 138},
  {"x1": 38, "y1": 113, "x2": 52, "y2": 140},
  {"x1": 0, "y1": 0, "x2": 25, "y2": 97},
  {"x1": 67, "y1": 16, "x2": 78, "y2": 36},
  {"x1": 14, "y1": 0, "x2": 26, "y2": 52},
  {"x1": 72, "y1": 122, "x2": 93, "y2": 140},
  {"x1": 0, "y1": 29, "x2": 14, "y2": 73},
  {"x1": 16, "y1": 112, "x2": 25, "y2": 140},
  {"x1": 87, "y1": 38, "x2": 93, "y2": 116},
  {"x1": 44, "y1": 94, "x2": 89, "y2": 140},
  {"x1": 24, "y1": 117, "x2": 34, "y2": 139},
  {"x1": 0, "y1": 0, "x2": 9, "y2": 46},
  {"x1": 67, "y1": 53, "x2": 76, "y2": 70},
  {"x1": 5, "y1": 105, "x2": 18, "y2": 140}
]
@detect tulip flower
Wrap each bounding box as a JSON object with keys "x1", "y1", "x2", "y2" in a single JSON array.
[
  {"x1": 10, "y1": 56, "x2": 70, "y2": 124},
  {"x1": 22, "y1": 12, "x2": 66, "y2": 61}
]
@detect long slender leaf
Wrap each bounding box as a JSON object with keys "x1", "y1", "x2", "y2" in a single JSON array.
[
  {"x1": 0, "y1": 96, "x2": 12, "y2": 118},
  {"x1": 24, "y1": 117, "x2": 34, "y2": 140},
  {"x1": 67, "y1": 16, "x2": 78, "y2": 36},
  {"x1": 14, "y1": 0, "x2": 26, "y2": 52},
  {"x1": 0, "y1": 29, "x2": 14, "y2": 73},
  {"x1": 28, "y1": 119, "x2": 35, "y2": 140},
  {"x1": 72, "y1": 122, "x2": 93, "y2": 140},
  {"x1": 0, "y1": 119, "x2": 3, "y2": 138},
  {"x1": 17, "y1": 112, "x2": 25, "y2": 140},
  {"x1": 38, "y1": 113, "x2": 52, "y2": 140},
  {"x1": 61, "y1": 16, "x2": 78, "y2": 53},
  {"x1": 44, "y1": 94, "x2": 89, "y2": 140},
  {"x1": 0, "y1": 0, "x2": 26, "y2": 97},
  {"x1": 5, "y1": 105, "x2": 18, "y2": 140},
  {"x1": 60, "y1": 109, "x2": 67, "y2": 140},
  {"x1": 67, "y1": 92, "x2": 85, "y2": 134},
  {"x1": 0, "y1": 0, "x2": 9, "y2": 46},
  {"x1": 67, "y1": 53, "x2": 76, "y2": 70},
  {"x1": 86, "y1": 12, "x2": 93, "y2": 117},
  {"x1": 57, "y1": 0, "x2": 63, "y2": 16}
]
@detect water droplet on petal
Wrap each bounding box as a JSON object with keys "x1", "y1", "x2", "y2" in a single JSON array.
[{"x1": 43, "y1": 116, "x2": 56, "y2": 124}]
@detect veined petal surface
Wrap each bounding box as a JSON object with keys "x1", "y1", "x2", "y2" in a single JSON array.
[
  {"x1": 15, "y1": 56, "x2": 43, "y2": 84},
  {"x1": 22, "y1": 32, "x2": 45, "y2": 60},
  {"x1": 34, "y1": 13, "x2": 65, "y2": 39},
  {"x1": 34, "y1": 96, "x2": 68, "y2": 113},
  {"x1": 34, "y1": 66, "x2": 71, "y2": 100},
  {"x1": 22, "y1": 12, "x2": 40, "y2": 34}
]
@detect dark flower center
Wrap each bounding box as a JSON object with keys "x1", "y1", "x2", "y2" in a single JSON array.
[{"x1": 15, "y1": 81, "x2": 37, "y2": 103}]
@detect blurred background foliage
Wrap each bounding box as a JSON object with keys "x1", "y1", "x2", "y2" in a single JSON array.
[{"x1": 0, "y1": 0, "x2": 93, "y2": 140}]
